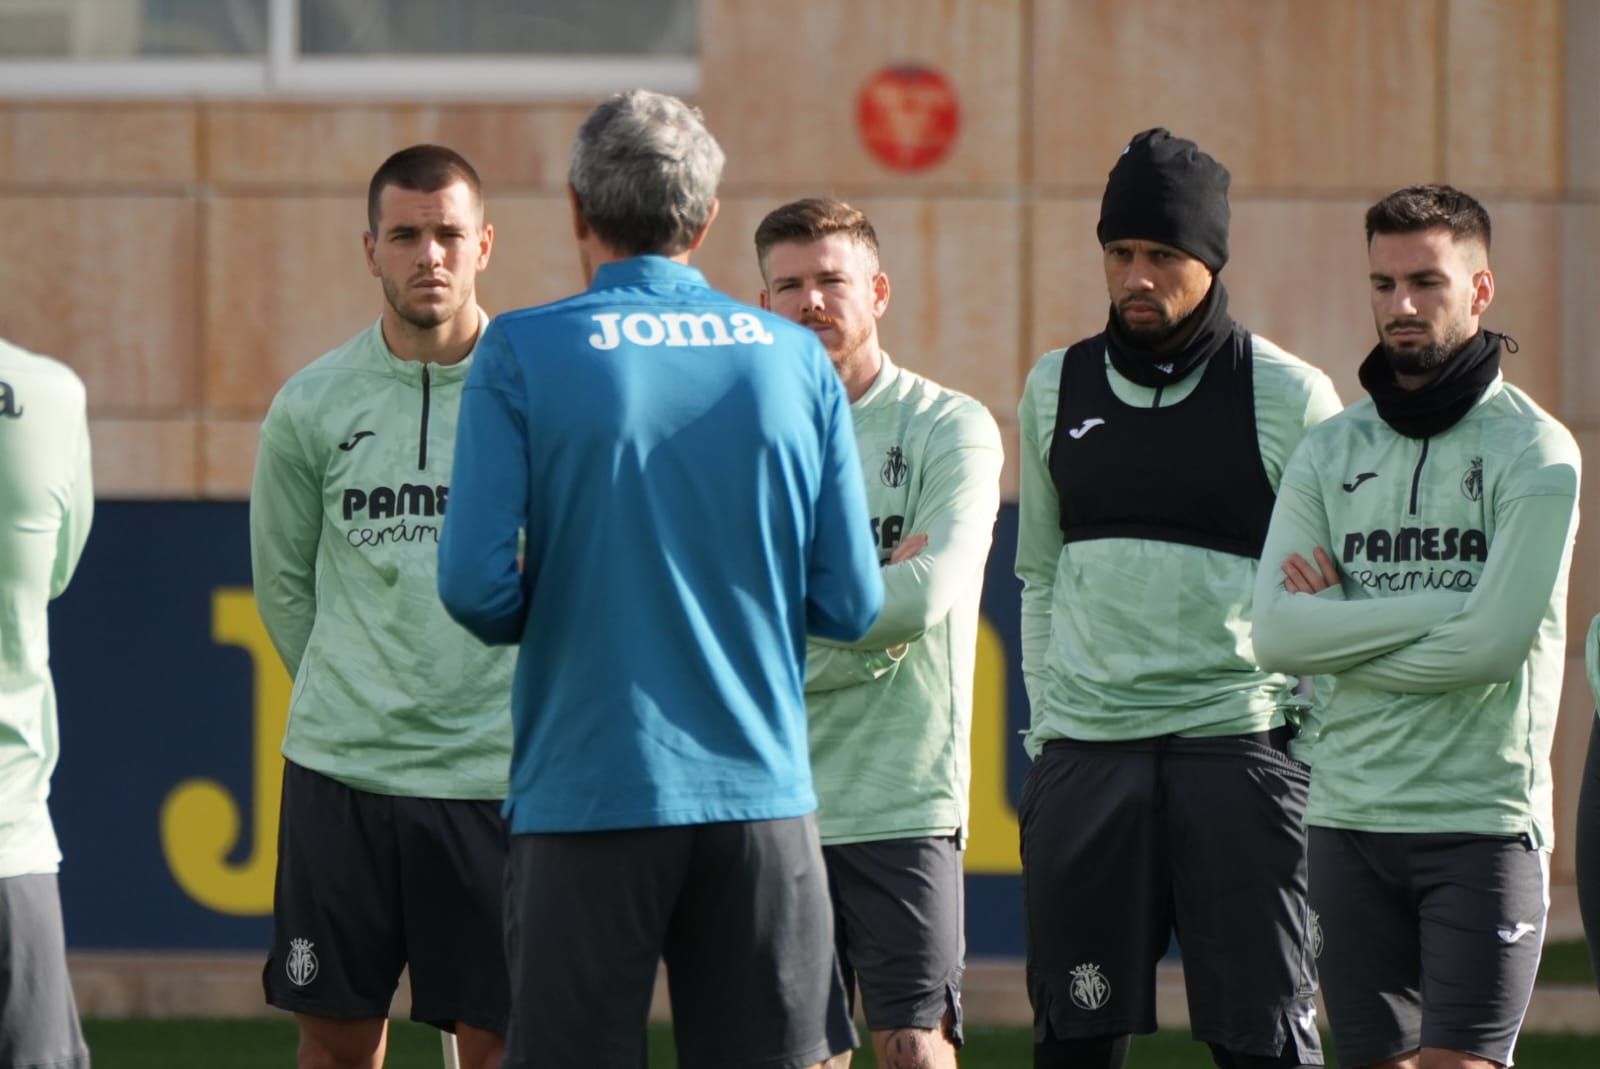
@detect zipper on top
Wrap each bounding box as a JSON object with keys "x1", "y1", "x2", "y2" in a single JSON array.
[
  {"x1": 1408, "y1": 435, "x2": 1433, "y2": 515},
  {"x1": 418, "y1": 365, "x2": 431, "y2": 471}
]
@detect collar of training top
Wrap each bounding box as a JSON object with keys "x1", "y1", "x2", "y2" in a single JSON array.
[{"x1": 589, "y1": 255, "x2": 709, "y2": 291}]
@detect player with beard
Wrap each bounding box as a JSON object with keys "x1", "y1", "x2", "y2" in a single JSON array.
[
  {"x1": 1253, "y1": 185, "x2": 1580, "y2": 1069},
  {"x1": 251, "y1": 145, "x2": 513, "y2": 1069},
  {"x1": 755, "y1": 198, "x2": 1004, "y2": 1069},
  {"x1": 1015, "y1": 128, "x2": 1340, "y2": 1069}
]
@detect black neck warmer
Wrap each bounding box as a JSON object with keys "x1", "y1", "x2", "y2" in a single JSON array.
[
  {"x1": 1358, "y1": 330, "x2": 1509, "y2": 439},
  {"x1": 1105, "y1": 281, "x2": 1233, "y2": 388}
]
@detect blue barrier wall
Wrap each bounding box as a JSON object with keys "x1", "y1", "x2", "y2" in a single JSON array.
[{"x1": 48, "y1": 502, "x2": 1032, "y2": 954}]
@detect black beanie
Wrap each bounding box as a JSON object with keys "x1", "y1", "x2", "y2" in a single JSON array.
[{"x1": 1096, "y1": 128, "x2": 1231, "y2": 272}]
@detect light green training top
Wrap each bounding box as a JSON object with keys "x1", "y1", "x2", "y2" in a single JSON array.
[
  {"x1": 0, "y1": 338, "x2": 93, "y2": 879},
  {"x1": 805, "y1": 355, "x2": 1003, "y2": 845},
  {"x1": 1252, "y1": 377, "x2": 1579, "y2": 845},
  {"x1": 1016, "y1": 336, "x2": 1341, "y2": 754},
  {"x1": 251, "y1": 316, "x2": 514, "y2": 800}
]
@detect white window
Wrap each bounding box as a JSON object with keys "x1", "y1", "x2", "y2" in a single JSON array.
[{"x1": 0, "y1": 0, "x2": 696, "y2": 98}]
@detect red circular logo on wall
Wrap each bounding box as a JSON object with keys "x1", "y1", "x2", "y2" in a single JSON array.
[{"x1": 856, "y1": 65, "x2": 960, "y2": 173}]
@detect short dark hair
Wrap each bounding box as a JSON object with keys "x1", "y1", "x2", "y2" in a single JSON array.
[
  {"x1": 569, "y1": 90, "x2": 724, "y2": 258},
  {"x1": 367, "y1": 144, "x2": 482, "y2": 233},
  {"x1": 754, "y1": 197, "x2": 881, "y2": 279},
  {"x1": 1365, "y1": 184, "x2": 1491, "y2": 250}
]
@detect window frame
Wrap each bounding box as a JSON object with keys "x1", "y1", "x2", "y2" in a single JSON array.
[{"x1": 0, "y1": 0, "x2": 697, "y2": 99}]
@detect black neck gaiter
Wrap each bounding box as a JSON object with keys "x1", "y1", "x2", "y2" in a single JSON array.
[
  {"x1": 1105, "y1": 281, "x2": 1233, "y2": 388},
  {"x1": 1358, "y1": 330, "x2": 1507, "y2": 439}
]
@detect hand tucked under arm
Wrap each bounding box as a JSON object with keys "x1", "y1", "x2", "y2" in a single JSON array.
[
  {"x1": 818, "y1": 405, "x2": 1002, "y2": 650},
  {"x1": 804, "y1": 643, "x2": 907, "y2": 693},
  {"x1": 1338, "y1": 490, "x2": 1578, "y2": 692},
  {"x1": 1252, "y1": 444, "x2": 1467, "y2": 676},
  {"x1": 1015, "y1": 365, "x2": 1063, "y2": 720},
  {"x1": 807, "y1": 535, "x2": 926, "y2": 669},
  {"x1": 250, "y1": 418, "x2": 323, "y2": 677}
]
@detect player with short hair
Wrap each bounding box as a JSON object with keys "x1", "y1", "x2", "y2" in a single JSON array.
[
  {"x1": 438, "y1": 90, "x2": 882, "y2": 1069},
  {"x1": 1016, "y1": 128, "x2": 1338, "y2": 1069},
  {"x1": 1253, "y1": 184, "x2": 1580, "y2": 1069},
  {"x1": 0, "y1": 337, "x2": 92, "y2": 1069},
  {"x1": 251, "y1": 144, "x2": 513, "y2": 1069},
  {"x1": 755, "y1": 196, "x2": 1003, "y2": 1069}
]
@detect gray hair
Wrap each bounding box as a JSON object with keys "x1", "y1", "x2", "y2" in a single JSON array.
[{"x1": 569, "y1": 89, "x2": 725, "y2": 258}]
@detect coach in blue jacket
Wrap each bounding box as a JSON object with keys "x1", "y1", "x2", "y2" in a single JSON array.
[{"x1": 438, "y1": 89, "x2": 882, "y2": 1069}]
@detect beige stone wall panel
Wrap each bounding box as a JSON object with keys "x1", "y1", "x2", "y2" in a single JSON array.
[
  {"x1": 1560, "y1": 204, "x2": 1599, "y2": 427},
  {"x1": 206, "y1": 193, "x2": 578, "y2": 419},
  {"x1": 1026, "y1": 199, "x2": 1110, "y2": 365},
  {"x1": 1227, "y1": 199, "x2": 1373, "y2": 404},
  {"x1": 1566, "y1": 0, "x2": 1600, "y2": 193},
  {"x1": 1478, "y1": 201, "x2": 1561, "y2": 412},
  {"x1": 1567, "y1": 429, "x2": 1600, "y2": 659},
  {"x1": 200, "y1": 418, "x2": 262, "y2": 500},
  {"x1": 1034, "y1": 0, "x2": 1438, "y2": 192},
  {"x1": 0, "y1": 105, "x2": 197, "y2": 187},
  {"x1": 203, "y1": 196, "x2": 378, "y2": 415},
  {"x1": 90, "y1": 418, "x2": 200, "y2": 498},
  {"x1": 0, "y1": 195, "x2": 197, "y2": 415},
  {"x1": 474, "y1": 195, "x2": 585, "y2": 316},
  {"x1": 202, "y1": 104, "x2": 587, "y2": 191},
  {"x1": 1445, "y1": 0, "x2": 1565, "y2": 193},
  {"x1": 700, "y1": 0, "x2": 1022, "y2": 188},
  {"x1": 689, "y1": 195, "x2": 770, "y2": 310}
]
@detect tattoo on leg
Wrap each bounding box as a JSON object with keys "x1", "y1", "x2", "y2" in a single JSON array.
[{"x1": 882, "y1": 1028, "x2": 943, "y2": 1069}]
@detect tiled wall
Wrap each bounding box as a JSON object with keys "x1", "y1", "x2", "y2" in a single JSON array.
[{"x1": 1, "y1": 0, "x2": 1596, "y2": 878}]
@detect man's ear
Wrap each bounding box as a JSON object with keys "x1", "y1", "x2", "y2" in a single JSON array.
[
  {"x1": 567, "y1": 184, "x2": 590, "y2": 241},
  {"x1": 872, "y1": 270, "x2": 891, "y2": 319},
  {"x1": 1470, "y1": 267, "x2": 1494, "y2": 317},
  {"x1": 477, "y1": 223, "x2": 495, "y2": 271},
  {"x1": 684, "y1": 198, "x2": 720, "y2": 254}
]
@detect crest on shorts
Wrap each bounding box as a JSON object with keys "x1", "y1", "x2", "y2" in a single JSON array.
[
  {"x1": 1309, "y1": 910, "x2": 1324, "y2": 959},
  {"x1": 286, "y1": 937, "x2": 319, "y2": 987},
  {"x1": 1069, "y1": 963, "x2": 1111, "y2": 1010},
  {"x1": 1462, "y1": 456, "x2": 1483, "y2": 502},
  {"x1": 881, "y1": 445, "x2": 909, "y2": 488}
]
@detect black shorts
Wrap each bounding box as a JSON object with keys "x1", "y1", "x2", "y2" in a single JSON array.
[
  {"x1": 1309, "y1": 827, "x2": 1548, "y2": 1067},
  {"x1": 502, "y1": 814, "x2": 856, "y2": 1069},
  {"x1": 1576, "y1": 713, "x2": 1600, "y2": 992},
  {"x1": 824, "y1": 836, "x2": 965, "y2": 1043},
  {"x1": 262, "y1": 760, "x2": 510, "y2": 1034},
  {"x1": 1020, "y1": 731, "x2": 1322, "y2": 1064},
  {"x1": 0, "y1": 874, "x2": 88, "y2": 1069}
]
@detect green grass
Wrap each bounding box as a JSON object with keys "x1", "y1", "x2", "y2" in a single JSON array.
[
  {"x1": 1538, "y1": 938, "x2": 1597, "y2": 987},
  {"x1": 82, "y1": 1018, "x2": 1600, "y2": 1068}
]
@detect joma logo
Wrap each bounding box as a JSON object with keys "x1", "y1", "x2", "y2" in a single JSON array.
[{"x1": 588, "y1": 311, "x2": 776, "y2": 351}]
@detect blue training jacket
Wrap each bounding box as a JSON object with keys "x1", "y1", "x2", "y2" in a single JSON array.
[{"x1": 438, "y1": 256, "x2": 883, "y2": 833}]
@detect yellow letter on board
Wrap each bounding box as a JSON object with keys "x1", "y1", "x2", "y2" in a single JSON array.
[
  {"x1": 964, "y1": 617, "x2": 1021, "y2": 874},
  {"x1": 158, "y1": 589, "x2": 290, "y2": 915}
]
